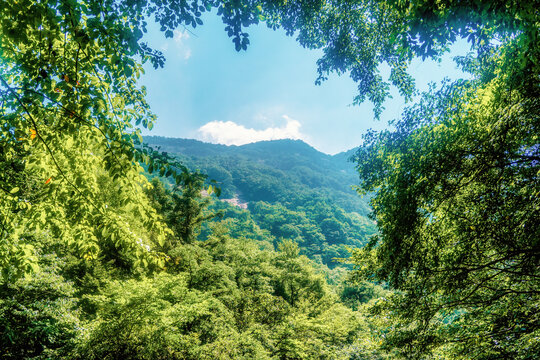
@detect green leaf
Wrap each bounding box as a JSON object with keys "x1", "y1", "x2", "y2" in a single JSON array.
[{"x1": 124, "y1": 65, "x2": 133, "y2": 78}]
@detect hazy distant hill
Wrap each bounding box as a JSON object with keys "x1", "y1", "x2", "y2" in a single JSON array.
[{"x1": 144, "y1": 136, "x2": 368, "y2": 215}]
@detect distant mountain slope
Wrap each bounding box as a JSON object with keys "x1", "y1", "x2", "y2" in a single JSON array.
[
  {"x1": 145, "y1": 136, "x2": 369, "y2": 215},
  {"x1": 144, "y1": 136, "x2": 374, "y2": 266}
]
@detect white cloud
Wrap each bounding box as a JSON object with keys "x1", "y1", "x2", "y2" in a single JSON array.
[
  {"x1": 160, "y1": 30, "x2": 192, "y2": 59},
  {"x1": 173, "y1": 30, "x2": 190, "y2": 43},
  {"x1": 198, "y1": 115, "x2": 306, "y2": 146}
]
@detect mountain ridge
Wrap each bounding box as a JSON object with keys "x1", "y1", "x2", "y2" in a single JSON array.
[
  {"x1": 144, "y1": 136, "x2": 357, "y2": 158},
  {"x1": 144, "y1": 135, "x2": 367, "y2": 214}
]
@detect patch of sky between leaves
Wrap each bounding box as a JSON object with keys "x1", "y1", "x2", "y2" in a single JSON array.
[{"x1": 137, "y1": 13, "x2": 473, "y2": 154}]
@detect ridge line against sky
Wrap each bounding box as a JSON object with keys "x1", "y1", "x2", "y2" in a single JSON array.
[{"x1": 139, "y1": 11, "x2": 471, "y2": 155}]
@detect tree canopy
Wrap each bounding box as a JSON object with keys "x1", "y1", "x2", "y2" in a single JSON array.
[{"x1": 349, "y1": 0, "x2": 539, "y2": 358}]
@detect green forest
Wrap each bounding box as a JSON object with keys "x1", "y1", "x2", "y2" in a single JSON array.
[
  {"x1": 145, "y1": 137, "x2": 376, "y2": 266},
  {"x1": 1, "y1": 0, "x2": 538, "y2": 359}
]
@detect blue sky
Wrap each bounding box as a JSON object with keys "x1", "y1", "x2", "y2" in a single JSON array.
[{"x1": 139, "y1": 12, "x2": 470, "y2": 154}]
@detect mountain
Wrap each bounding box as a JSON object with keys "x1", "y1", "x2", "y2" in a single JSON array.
[
  {"x1": 144, "y1": 136, "x2": 369, "y2": 215},
  {"x1": 143, "y1": 136, "x2": 375, "y2": 267}
]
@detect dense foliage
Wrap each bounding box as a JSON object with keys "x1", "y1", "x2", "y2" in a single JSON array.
[
  {"x1": 349, "y1": 0, "x2": 539, "y2": 358},
  {"x1": 1, "y1": 177, "x2": 385, "y2": 359}
]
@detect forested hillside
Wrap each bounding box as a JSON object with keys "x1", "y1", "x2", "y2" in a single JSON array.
[
  {"x1": 145, "y1": 136, "x2": 375, "y2": 266},
  {"x1": 145, "y1": 136, "x2": 367, "y2": 212}
]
